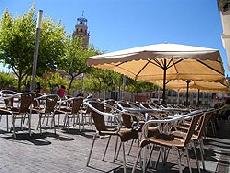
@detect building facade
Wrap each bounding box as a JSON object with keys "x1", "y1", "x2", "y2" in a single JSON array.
[
  {"x1": 73, "y1": 14, "x2": 90, "y2": 48},
  {"x1": 218, "y1": 0, "x2": 230, "y2": 69}
]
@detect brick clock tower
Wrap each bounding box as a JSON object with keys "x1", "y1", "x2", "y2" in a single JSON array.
[{"x1": 73, "y1": 13, "x2": 90, "y2": 48}]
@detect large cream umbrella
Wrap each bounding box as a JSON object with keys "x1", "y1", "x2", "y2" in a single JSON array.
[{"x1": 87, "y1": 43, "x2": 225, "y2": 104}]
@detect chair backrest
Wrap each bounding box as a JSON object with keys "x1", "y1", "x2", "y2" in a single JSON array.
[
  {"x1": 196, "y1": 111, "x2": 213, "y2": 139},
  {"x1": 71, "y1": 97, "x2": 83, "y2": 114},
  {"x1": 45, "y1": 94, "x2": 59, "y2": 113},
  {"x1": 184, "y1": 112, "x2": 203, "y2": 145},
  {"x1": 1, "y1": 90, "x2": 18, "y2": 108},
  {"x1": 121, "y1": 113, "x2": 133, "y2": 128},
  {"x1": 19, "y1": 93, "x2": 34, "y2": 114},
  {"x1": 90, "y1": 102, "x2": 107, "y2": 132}
]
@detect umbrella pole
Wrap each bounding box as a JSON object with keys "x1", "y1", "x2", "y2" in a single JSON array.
[
  {"x1": 197, "y1": 89, "x2": 200, "y2": 105},
  {"x1": 186, "y1": 80, "x2": 190, "y2": 107},
  {"x1": 162, "y1": 59, "x2": 167, "y2": 105}
]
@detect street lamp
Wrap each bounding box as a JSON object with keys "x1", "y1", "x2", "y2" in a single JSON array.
[{"x1": 31, "y1": 10, "x2": 43, "y2": 91}]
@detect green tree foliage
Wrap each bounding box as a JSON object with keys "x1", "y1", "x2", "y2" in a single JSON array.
[
  {"x1": 58, "y1": 36, "x2": 98, "y2": 93},
  {"x1": 0, "y1": 8, "x2": 66, "y2": 91},
  {"x1": 126, "y1": 77, "x2": 159, "y2": 93},
  {"x1": 0, "y1": 72, "x2": 17, "y2": 90}
]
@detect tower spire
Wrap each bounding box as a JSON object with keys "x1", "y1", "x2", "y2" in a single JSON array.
[{"x1": 73, "y1": 12, "x2": 90, "y2": 48}]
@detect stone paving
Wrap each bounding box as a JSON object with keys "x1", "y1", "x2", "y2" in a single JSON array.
[{"x1": 0, "y1": 114, "x2": 229, "y2": 173}]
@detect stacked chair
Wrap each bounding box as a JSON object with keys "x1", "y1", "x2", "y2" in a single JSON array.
[{"x1": 132, "y1": 111, "x2": 204, "y2": 173}]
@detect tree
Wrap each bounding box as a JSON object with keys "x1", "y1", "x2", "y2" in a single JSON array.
[
  {"x1": 0, "y1": 72, "x2": 17, "y2": 90},
  {"x1": 0, "y1": 8, "x2": 66, "y2": 91},
  {"x1": 58, "y1": 36, "x2": 98, "y2": 94}
]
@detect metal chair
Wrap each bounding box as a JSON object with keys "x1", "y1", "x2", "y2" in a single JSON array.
[
  {"x1": 56, "y1": 96, "x2": 83, "y2": 130},
  {"x1": 0, "y1": 93, "x2": 34, "y2": 138},
  {"x1": 33, "y1": 94, "x2": 59, "y2": 135},
  {"x1": 132, "y1": 111, "x2": 203, "y2": 173},
  {"x1": 86, "y1": 101, "x2": 138, "y2": 173},
  {"x1": 172, "y1": 109, "x2": 214, "y2": 172}
]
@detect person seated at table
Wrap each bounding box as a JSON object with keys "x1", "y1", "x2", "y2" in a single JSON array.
[{"x1": 57, "y1": 85, "x2": 66, "y2": 98}]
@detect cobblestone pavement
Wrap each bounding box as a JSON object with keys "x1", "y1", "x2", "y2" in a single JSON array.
[{"x1": 0, "y1": 115, "x2": 229, "y2": 173}]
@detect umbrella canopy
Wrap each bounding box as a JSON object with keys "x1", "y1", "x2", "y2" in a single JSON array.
[
  {"x1": 155, "y1": 79, "x2": 229, "y2": 93},
  {"x1": 88, "y1": 43, "x2": 225, "y2": 103}
]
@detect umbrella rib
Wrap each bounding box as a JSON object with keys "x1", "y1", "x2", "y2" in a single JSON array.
[
  {"x1": 196, "y1": 59, "x2": 224, "y2": 76},
  {"x1": 115, "y1": 60, "x2": 128, "y2": 67},
  {"x1": 135, "y1": 61, "x2": 150, "y2": 80},
  {"x1": 148, "y1": 59, "x2": 162, "y2": 69},
  {"x1": 152, "y1": 58, "x2": 163, "y2": 68},
  {"x1": 167, "y1": 58, "x2": 184, "y2": 69},
  {"x1": 166, "y1": 58, "x2": 173, "y2": 69}
]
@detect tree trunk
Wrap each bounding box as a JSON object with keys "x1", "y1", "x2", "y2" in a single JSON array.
[
  {"x1": 17, "y1": 76, "x2": 23, "y2": 92},
  {"x1": 68, "y1": 76, "x2": 74, "y2": 95}
]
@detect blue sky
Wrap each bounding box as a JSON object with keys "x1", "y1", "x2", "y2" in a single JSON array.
[{"x1": 1, "y1": 0, "x2": 229, "y2": 76}]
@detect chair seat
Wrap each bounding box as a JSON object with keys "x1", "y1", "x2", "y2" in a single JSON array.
[
  {"x1": 140, "y1": 133, "x2": 185, "y2": 149},
  {"x1": 0, "y1": 107, "x2": 22, "y2": 114},
  {"x1": 0, "y1": 108, "x2": 13, "y2": 114},
  {"x1": 99, "y1": 127, "x2": 118, "y2": 136},
  {"x1": 55, "y1": 108, "x2": 71, "y2": 114},
  {"x1": 32, "y1": 108, "x2": 47, "y2": 114},
  {"x1": 172, "y1": 130, "x2": 198, "y2": 140},
  {"x1": 148, "y1": 126, "x2": 160, "y2": 137},
  {"x1": 118, "y1": 127, "x2": 139, "y2": 142}
]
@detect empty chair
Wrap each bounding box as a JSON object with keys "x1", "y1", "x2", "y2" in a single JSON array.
[
  {"x1": 0, "y1": 93, "x2": 34, "y2": 138},
  {"x1": 172, "y1": 110, "x2": 214, "y2": 171},
  {"x1": 33, "y1": 94, "x2": 59, "y2": 135},
  {"x1": 56, "y1": 96, "x2": 83, "y2": 130},
  {"x1": 86, "y1": 102, "x2": 138, "y2": 173},
  {"x1": 132, "y1": 111, "x2": 203, "y2": 173}
]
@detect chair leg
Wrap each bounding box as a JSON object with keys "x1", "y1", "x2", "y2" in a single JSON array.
[
  {"x1": 185, "y1": 147, "x2": 192, "y2": 173},
  {"x1": 143, "y1": 146, "x2": 147, "y2": 173},
  {"x1": 115, "y1": 141, "x2": 122, "y2": 161},
  {"x1": 81, "y1": 114, "x2": 85, "y2": 131},
  {"x1": 52, "y1": 114, "x2": 56, "y2": 135},
  {"x1": 6, "y1": 115, "x2": 9, "y2": 132},
  {"x1": 12, "y1": 115, "x2": 16, "y2": 138},
  {"x1": 122, "y1": 142, "x2": 127, "y2": 173},
  {"x1": 199, "y1": 139, "x2": 206, "y2": 170},
  {"x1": 57, "y1": 114, "x2": 60, "y2": 127},
  {"x1": 86, "y1": 134, "x2": 97, "y2": 166},
  {"x1": 146, "y1": 144, "x2": 155, "y2": 169},
  {"x1": 28, "y1": 113, "x2": 31, "y2": 136},
  {"x1": 132, "y1": 147, "x2": 142, "y2": 173},
  {"x1": 113, "y1": 136, "x2": 119, "y2": 162},
  {"x1": 177, "y1": 149, "x2": 183, "y2": 173},
  {"x1": 192, "y1": 142, "x2": 200, "y2": 173},
  {"x1": 102, "y1": 135, "x2": 111, "y2": 161},
  {"x1": 38, "y1": 114, "x2": 42, "y2": 134},
  {"x1": 63, "y1": 114, "x2": 67, "y2": 127},
  {"x1": 72, "y1": 114, "x2": 76, "y2": 127},
  {"x1": 155, "y1": 147, "x2": 162, "y2": 169},
  {"x1": 127, "y1": 139, "x2": 134, "y2": 155}
]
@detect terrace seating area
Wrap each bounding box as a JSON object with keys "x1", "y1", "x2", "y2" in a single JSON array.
[{"x1": 0, "y1": 90, "x2": 229, "y2": 173}]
